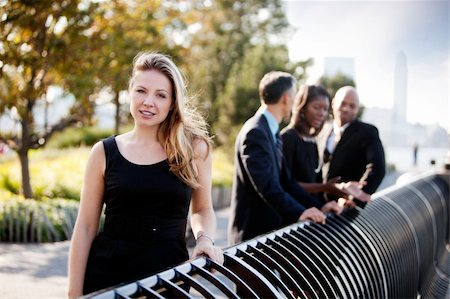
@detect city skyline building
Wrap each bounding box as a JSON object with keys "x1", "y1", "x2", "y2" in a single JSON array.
[
  {"x1": 393, "y1": 51, "x2": 408, "y2": 124},
  {"x1": 324, "y1": 57, "x2": 355, "y2": 79}
]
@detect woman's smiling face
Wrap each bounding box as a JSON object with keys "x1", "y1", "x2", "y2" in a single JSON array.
[
  {"x1": 129, "y1": 69, "x2": 173, "y2": 128},
  {"x1": 304, "y1": 95, "x2": 330, "y2": 130}
]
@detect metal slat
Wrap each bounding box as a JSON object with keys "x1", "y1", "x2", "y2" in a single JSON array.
[
  {"x1": 294, "y1": 227, "x2": 361, "y2": 298},
  {"x1": 236, "y1": 249, "x2": 294, "y2": 299},
  {"x1": 318, "y1": 219, "x2": 382, "y2": 297},
  {"x1": 331, "y1": 214, "x2": 389, "y2": 297},
  {"x1": 303, "y1": 225, "x2": 366, "y2": 296},
  {"x1": 288, "y1": 229, "x2": 353, "y2": 298},
  {"x1": 191, "y1": 263, "x2": 238, "y2": 299},
  {"x1": 265, "y1": 238, "x2": 321, "y2": 298},
  {"x1": 224, "y1": 253, "x2": 283, "y2": 298},
  {"x1": 136, "y1": 282, "x2": 166, "y2": 299},
  {"x1": 206, "y1": 259, "x2": 259, "y2": 298},
  {"x1": 255, "y1": 241, "x2": 309, "y2": 298},
  {"x1": 175, "y1": 271, "x2": 216, "y2": 298},
  {"x1": 157, "y1": 278, "x2": 192, "y2": 299},
  {"x1": 365, "y1": 199, "x2": 420, "y2": 297},
  {"x1": 274, "y1": 234, "x2": 340, "y2": 298},
  {"x1": 307, "y1": 223, "x2": 373, "y2": 297}
]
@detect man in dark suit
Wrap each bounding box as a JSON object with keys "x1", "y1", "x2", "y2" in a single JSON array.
[
  {"x1": 228, "y1": 71, "x2": 342, "y2": 245},
  {"x1": 322, "y1": 86, "x2": 386, "y2": 202}
]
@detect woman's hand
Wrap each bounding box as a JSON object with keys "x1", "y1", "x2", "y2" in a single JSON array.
[
  {"x1": 192, "y1": 236, "x2": 224, "y2": 265},
  {"x1": 325, "y1": 177, "x2": 348, "y2": 198},
  {"x1": 338, "y1": 197, "x2": 357, "y2": 208},
  {"x1": 299, "y1": 207, "x2": 327, "y2": 224},
  {"x1": 341, "y1": 181, "x2": 371, "y2": 203},
  {"x1": 321, "y1": 200, "x2": 343, "y2": 215},
  {"x1": 337, "y1": 181, "x2": 371, "y2": 209},
  {"x1": 331, "y1": 179, "x2": 371, "y2": 203}
]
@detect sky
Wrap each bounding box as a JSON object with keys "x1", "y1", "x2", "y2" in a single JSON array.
[{"x1": 283, "y1": 0, "x2": 449, "y2": 131}]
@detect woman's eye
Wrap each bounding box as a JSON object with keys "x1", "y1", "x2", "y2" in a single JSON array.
[
  {"x1": 157, "y1": 93, "x2": 167, "y2": 99},
  {"x1": 136, "y1": 89, "x2": 145, "y2": 93}
]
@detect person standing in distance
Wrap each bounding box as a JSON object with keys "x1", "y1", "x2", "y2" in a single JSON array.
[
  {"x1": 321, "y1": 86, "x2": 386, "y2": 205},
  {"x1": 228, "y1": 72, "x2": 342, "y2": 245},
  {"x1": 68, "y1": 52, "x2": 223, "y2": 297}
]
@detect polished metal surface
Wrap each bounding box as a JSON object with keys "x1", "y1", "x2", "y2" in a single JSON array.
[{"x1": 84, "y1": 171, "x2": 449, "y2": 299}]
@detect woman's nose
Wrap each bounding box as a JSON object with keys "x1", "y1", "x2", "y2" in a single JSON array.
[{"x1": 143, "y1": 95, "x2": 154, "y2": 107}]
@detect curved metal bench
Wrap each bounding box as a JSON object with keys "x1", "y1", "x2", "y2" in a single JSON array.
[{"x1": 84, "y1": 169, "x2": 449, "y2": 299}]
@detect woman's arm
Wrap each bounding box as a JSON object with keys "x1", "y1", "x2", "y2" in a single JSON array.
[
  {"x1": 299, "y1": 175, "x2": 368, "y2": 199},
  {"x1": 68, "y1": 142, "x2": 106, "y2": 298},
  {"x1": 299, "y1": 176, "x2": 346, "y2": 197},
  {"x1": 189, "y1": 139, "x2": 223, "y2": 264},
  {"x1": 299, "y1": 182, "x2": 329, "y2": 194}
]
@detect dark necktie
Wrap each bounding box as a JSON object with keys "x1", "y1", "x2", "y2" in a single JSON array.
[
  {"x1": 324, "y1": 129, "x2": 337, "y2": 163},
  {"x1": 275, "y1": 131, "x2": 283, "y2": 169}
]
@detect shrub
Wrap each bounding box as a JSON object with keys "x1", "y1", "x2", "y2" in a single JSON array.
[
  {"x1": 0, "y1": 175, "x2": 20, "y2": 195},
  {"x1": 0, "y1": 196, "x2": 80, "y2": 242},
  {"x1": 0, "y1": 147, "x2": 88, "y2": 201},
  {"x1": 211, "y1": 148, "x2": 234, "y2": 187},
  {"x1": 1, "y1": 145, "x2": 233, "y2": 200},
  {"x1": 46, "y1": 126, "x2": 113, "y2": 149}
]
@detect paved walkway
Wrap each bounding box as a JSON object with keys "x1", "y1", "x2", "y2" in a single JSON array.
[
  {"x1": 0, "y1": 241, "x2": 69, "y2": 298},
  {"x1": 0, "y1": 171, "x2": 405, "y2": 298}
]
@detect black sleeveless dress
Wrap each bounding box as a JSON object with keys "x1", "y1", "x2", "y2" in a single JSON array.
[{"x1": 83, "y1": 136, "x2": 192, "y2": 294}]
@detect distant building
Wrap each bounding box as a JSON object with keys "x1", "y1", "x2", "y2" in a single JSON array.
[
  {"x1": 363, "y1": 106, "x2": 449, "y2": 148},
  {"x1": 393, "y1": 51, "x2": 408, "y2": 124},
  {"x1": 362, "y1": 51, "x2": 448, "y2": 152},
  {"x1": 324, "y1": 57, "x2": 355, "y2": 79}
]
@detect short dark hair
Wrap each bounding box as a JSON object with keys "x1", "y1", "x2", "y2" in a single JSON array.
[{"x1": 259, "y1": 71, "x2": 296, "y2": 105}]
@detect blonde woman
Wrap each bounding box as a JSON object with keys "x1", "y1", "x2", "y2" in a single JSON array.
[{"x1": 68, "y1": 52, "x2": 223, "y2": 297}]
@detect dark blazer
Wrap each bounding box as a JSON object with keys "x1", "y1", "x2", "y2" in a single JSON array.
[
  {"x1": 321, "y1": 120, "x2": 386, "y2": 195},
  {"x1": 281, "y1": 127, "x2": 326, "y2": 203},
  {"x1": 228, "y1": 111, "x2": 321, "y2": 245}
]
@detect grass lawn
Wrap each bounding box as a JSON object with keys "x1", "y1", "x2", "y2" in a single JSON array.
[{"x1": 0, "y1": 146, "x2": 234, "y2": 201}]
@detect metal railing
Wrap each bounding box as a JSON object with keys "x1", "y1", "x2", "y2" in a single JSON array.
[{"x1": 84, "y1": 169, "x2": 449, "y2": 299}]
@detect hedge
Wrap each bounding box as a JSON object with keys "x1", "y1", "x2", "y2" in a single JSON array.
[{"x1": 0, "y1": 194, "x2": 79, "y2": 242}]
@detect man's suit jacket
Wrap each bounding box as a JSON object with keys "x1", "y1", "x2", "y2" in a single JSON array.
[
  {"x1": 228, "y1": 111, "x2": 321, "y2": 245},
  {"x1": 321, "y1": 120, "x2": 386, "y2": 195}
]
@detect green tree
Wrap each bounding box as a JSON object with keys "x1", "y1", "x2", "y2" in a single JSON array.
[
  {"x1": 318, "y1": 71, "x2": 356, "y2": 100},
  {"x1": 214, "y1": 43, "x2": 311, "y2": 151},
  {"x1": 92, "y1": 0, "x2": 179, "y2": 135},
  {"x1": 318, "y1": 72, "x2": 365, "y2": 118},
  {"x1": 0, "y1": 0, "x2": 100, "y2": 198},
  {"x1": 181, "y1": 0, "x2": 291, "y2": 126}
]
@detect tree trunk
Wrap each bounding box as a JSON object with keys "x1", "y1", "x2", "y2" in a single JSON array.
[
  {"x1": 18, "y1": 149, "x2": 33, "y2": 199},
  {"x1": 19, "y1": 118, "x2": 33, "y2": 199},
  {"x1": 113, "y1": 91, "x2": 120, "y2": 135}
]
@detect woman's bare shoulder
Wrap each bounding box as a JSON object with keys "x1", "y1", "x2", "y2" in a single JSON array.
[{"x1": 192, "y1": 137, "x2": 211, "y2": 160}]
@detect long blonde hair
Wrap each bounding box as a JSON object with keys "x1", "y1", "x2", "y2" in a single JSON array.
[{"x1": 129, "y1": 51, "x2": 211, "y2": 188}]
